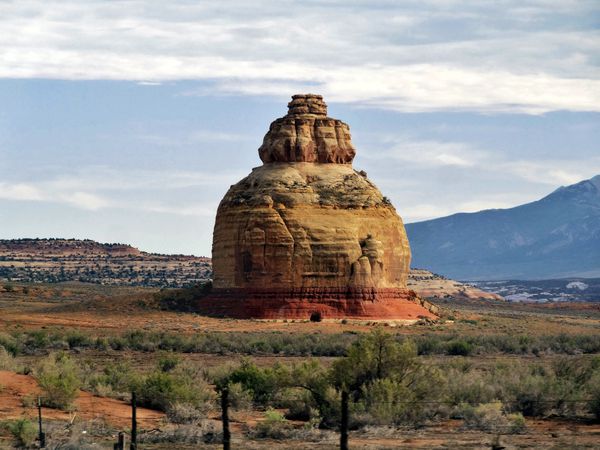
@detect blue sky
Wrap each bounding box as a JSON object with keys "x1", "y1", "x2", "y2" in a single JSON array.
[{"x1": 1, "y1": 1, "x2": 599, "y2": 255}]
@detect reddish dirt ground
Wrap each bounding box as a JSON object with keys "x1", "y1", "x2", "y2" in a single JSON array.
[{"x1": 0, "y1": 370, "x2": 164, "y2": 429}]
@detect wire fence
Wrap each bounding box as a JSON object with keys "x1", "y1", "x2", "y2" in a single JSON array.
[{"x1": 26, "y1": 390, "x2": 598, "y2": 450}]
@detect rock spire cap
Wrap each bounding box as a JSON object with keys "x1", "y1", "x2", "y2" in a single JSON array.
[
  {"x1": 258, "y1": 94, "x2": 356, "y2": 164},
  {"x1": 287, "y1": 94, "x2": 327, "y2": 116}
]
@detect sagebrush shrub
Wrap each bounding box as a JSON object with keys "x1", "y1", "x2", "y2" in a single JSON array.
[
  {"x1": 0, "y1": 346, "x2": 17, "y2": 371},
  {"x1": 95, "y1": 361, "x2": 139, "y2": 396},
  {"x1": 253, "y1": 408, "x2": 291, "y2": 439},
  {"x1": 446, "y1": 340, "x2": 473, "y2": 356},
  {"x1": 462, "y1": 401, "x2": 505, "y2": 432},
  {"x1": 227, "y1": 382, "x2": 253, "y2": 410},
  {"x1": 166, "y1": 402, "x2": 206, "y2": 424},
  {"x1": 6, "y1": 418, "x2": 37, "y2": 447},
  {"x1": 36, "y1": 352, "x2": 81, "y2": 410},
  {"x1": 137, "y1": 361, "x2": 214, "y2": 418}
]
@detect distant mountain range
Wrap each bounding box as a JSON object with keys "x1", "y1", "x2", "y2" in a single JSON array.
[{"x1": 406, "y1": 175, "x2": 600, "y2": 280}]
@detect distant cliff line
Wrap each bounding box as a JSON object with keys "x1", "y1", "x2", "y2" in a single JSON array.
[
  {"x1": 0, "y1": 238, "x2": 210, "y2": 259},
  {"x1": 0, "y1": 238, "x2": 211, "y2": 288},
  {"x1": 0, "y1": 238, "x2": 500, "y2": 301}
]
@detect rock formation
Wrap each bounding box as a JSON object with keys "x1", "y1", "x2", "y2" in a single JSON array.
[{"x1": 199, "y1": 94, "x2": 438, "y2": 320}]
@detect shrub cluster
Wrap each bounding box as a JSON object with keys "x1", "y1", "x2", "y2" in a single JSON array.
[
  {"x1": 85, "y1": 355, "x2": 214, "y2": 423},
  {"x1": 2, "y1": 329, "x2": 600, "y2": 435},
  {"x1": 213, "y1": 331, "x2": 600, "y2": 431},
  {"x1": 2, "y1": 328, "x2": 600, "y2": 358}
]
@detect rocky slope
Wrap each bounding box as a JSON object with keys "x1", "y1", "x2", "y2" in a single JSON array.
[
  {"x1": 406, "y1": 175, "x2": 600, "y2": 280},
  {"x1": 408, "y1": 269, "x2": 503, "y2": 301}
]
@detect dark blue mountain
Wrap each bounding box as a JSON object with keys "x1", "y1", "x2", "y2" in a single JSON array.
[{"x1": 405, "y1": 175, "x2": 600, "y2": 280}]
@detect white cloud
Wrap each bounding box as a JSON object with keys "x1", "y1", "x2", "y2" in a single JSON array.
[
  {"x1": 142, "y1": 203, "x2": 217, "y2": 217},
  {"x1": 1, "y1": 0, "x2": 599, "y2": 113},
  {"x1": 361, "y1": 135, "x2": 486, "y2": 168},
  {"x1": 60, "y1": 191, "x2": 110, "y2": 211},
  {"x1": 0, "y1": 181, "x2": 112, "y2": 210},
  {"x1": 500, "y1": 160, "x2": 600, "y2": 186},
  {"x1": 0, "y1": 183, "x2": 44, "y2": 201},
  {"x1": 40, "y1": 166, "x2": 244, "y2": 191},
  {"x1": 134, "y1": 129, "x2": 252, "y2": 146},
  {"x1": 362, "y1": 134, "x2": 600, "y2": 187},
  {"x1": 0, "y1": 167, "x2": 236, "y2": 216}
]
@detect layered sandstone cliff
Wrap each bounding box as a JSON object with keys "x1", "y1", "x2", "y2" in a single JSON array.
[{"x1": 201, "y1": 94, "x2": 437, "y2": 320}]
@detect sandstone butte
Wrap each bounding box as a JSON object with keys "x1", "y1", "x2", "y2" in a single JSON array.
[{"x1": 198, "y1": 94, "x2": 439, "y2": 320}]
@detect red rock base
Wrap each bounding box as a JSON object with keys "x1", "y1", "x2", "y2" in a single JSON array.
[{"x1": 196, "y1": 288, "x2": 438, "y2": 320}]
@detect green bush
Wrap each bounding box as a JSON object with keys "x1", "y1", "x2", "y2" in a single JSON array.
[
  {"x1": 65, "y1": 330, "x2": 93, "y2": 349},
  {"x1": 158, "y1": 353, "x2": 181, "y2": 372},
  {"x1": 227, "y1": 382, "x2": 253, "y2": 410},
  {"x1": 253, "y1": 408, "x2": 292, "y2": 439},
  {"x1": 24, "y1": 330, "x2": 50, "y2": 353},
  {"x1": 90, "y1": 361, "x2": 139, "y2": 398},
  {"x1": 445, "y1": 367, "x2": 497, "y2": 406},
  {"x1": 166, "y1": 402, "x2": 207, "y2": 424},
  {"x1": 36, "y1": 352, "x2": 81, "y2": 410},
  {"x1": 223, "y1": 359, "x2": 290, "y2": 405},
  {"x1": 288, "y1": 360, "x2": 338, "y2": 427},
  {"x1": 0, "y1": 346, "x2": 17, "y2": 371},
  {"x1": 137, "y1": 362, "x2": 214, "y2": 417},
  {"x1": 5, "y1": 418, "x2": 37, "y2": 447},
  {"x1": 0, "y1": 333, "x2": 18, "y2": 356},
  {"x1": 138, "y1": 371, "x2": 179, "y2": 410},
  {"x1": 587, "y1": 373, "x2": 600, "y2": 421},
  {"x1": 94, "y1": 337, "x2": 109, "y2": 350},
  {"x1": 461, "y1": 401, "x2": 503, "y2": 432},
  {"x1": 331, "y1": 329, "x2": 420, "y2": 392},
  {"x1": 446, "y1": 340, "x2": 473, "y2": 356},
  {"x1": 330, "y1": 330, "x2": 446, "y2": 427},
  {"x1": 358, "y1": 378, "x2": 412, "y2": 425},
  {"x1": 462, "y1": 401, "x2": 526, "y2": 434},
  {"x1": 509, "y1": 412, "x2": 527, "y2": 433}
]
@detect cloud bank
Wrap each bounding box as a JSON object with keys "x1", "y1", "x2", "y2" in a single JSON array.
[{"x1": 1, "y1": 0, "x2": 599, "y2": 113}]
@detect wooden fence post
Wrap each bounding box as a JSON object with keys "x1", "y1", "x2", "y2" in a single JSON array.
[
  {"x1": 113, "y1": 431, "x2": 126, "y2": 450},
  {"x1": 221, "y1": 387, "x2": 231, "y2": 450},
  {"x1": 340, "y1": 390, "x2": 349, "y2": 450},
  {"x1": 130, "y1": 392, "x2": 137, "y2": 450},
  {"x1": 37, "y1": 397, "x2": 46, "y2": 448}
]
